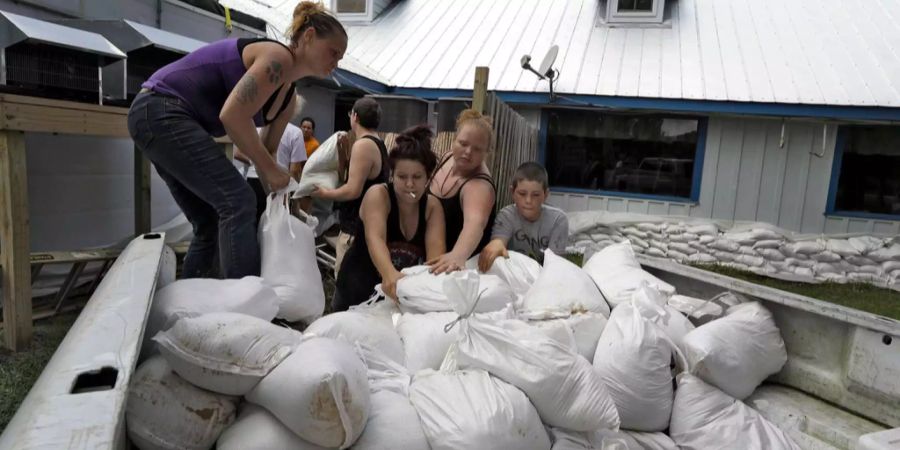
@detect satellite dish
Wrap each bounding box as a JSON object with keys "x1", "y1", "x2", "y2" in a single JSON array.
[{"x1": 538, "y1": 45, "x2": 559, "y2": 78}]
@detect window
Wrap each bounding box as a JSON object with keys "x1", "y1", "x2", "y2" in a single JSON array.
[
  {"x1": 618, "y1": 0, "x2": 654, "y2": 12},
  {"x1": 544, "y1": 110, "x2": 702, "y2": 200},
  {"x1": 336, "y1": 0, "x2": 367, "y2": 14},
  {"x1": 605, "y1": 0, "x2": 665, "y2": 24},
  {"x1": 829, "y1": 126, "x2": 900, "y2": 217}
]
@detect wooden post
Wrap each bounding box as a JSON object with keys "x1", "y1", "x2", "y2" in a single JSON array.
[
  {"x1": 472, "y1": 66, "x2": 489, "y2": 114},
  {"x1": 134, "y1": 146, "x2": 151, "y2": 236},
  {"x1": 0, "y1": 130, "x2": 32, "y2": 351}
]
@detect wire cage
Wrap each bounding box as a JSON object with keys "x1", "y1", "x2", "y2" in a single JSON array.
[{"x1": 3, "y1": 41, "x2": 101, "y2": 103}]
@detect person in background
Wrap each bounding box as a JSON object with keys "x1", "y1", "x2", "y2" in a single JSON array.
[
  {"x1": 333, "y1": 125, "x2": 445, "y2": 311},
  {"x1": 300, "y1": 116, "x2": 320, "y2": 157},
  {"x1": 311, "y1": 96, "x2": 389, "y2": 274},
  {"x1": 234, "y1": 121, "x2": 308, "y2": 224},
  {"x1": 478, "y1": 162, "x2": 569, "y2": 272},
  {"x1": 128, "y1": 1, "x2": 346, "y2": 278},
  {"x1": 426, "y1": 109, "x2": 497, "y2": 274}
]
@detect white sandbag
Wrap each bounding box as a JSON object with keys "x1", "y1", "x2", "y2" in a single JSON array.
[
  {"x1": 849, "y1": 236, "x2": 885, "y2": 254},
  {"x1": 783, "y1": 240, "x2": 826, "y2": 255},
  {"x1": 681, "y1": 302, "x2": 787, "y2": 399},
  {"x1": 259, "y1": 190, "x2": 325, "y2": 323},
  {"x1": 631, "y1": 283, "x2": 695, "y2": 349},
  {"x1": 523, "y1": 249, "x2": 611, "y2": 317},
  {"x1": 593, "y1": 300, "x2": 681, "y2": 431},
  {"x1": 409, "y1": 369, "x2": 551, "y2": 450},
  {"x1": 686, "y1": 223, "x2": 718, "y2": 236},
  {"x1": 305, "y1": 300, "x2": 405, "y2": 365},
  {"x1": 811, "y1": 250, "x2": 842, "y2": 262},
  {"x1": 709, "y1": 239, "x2": 740, "y2": 252},
  {"x1": 592, "y1": 429, "x2": 678, "y2": 450},
  {"x1": 294, "y1": 131, "x2": 342, "y2": 198},
  {"x1": 670, "y1": 374, "x2": 800, "y2": 450},
  {"x1": 354, "y1": 390, "x2": 430, "y2": 450},
  {"x1": 753, "y1": 239, "x2": 783, "y2": 249},
  {"x1": 630, "y1": 236, "x2": 650, "y2": 249},
  {"x1": 646, "y1": 247, "x2": 666, "y2": 258},
  {"x1": 818, "y1": 273, "x2": 848, "y2": 284},
  {"x1": 758, "y1": 248, "x2": 786, "y2": 261},
  {"x1": 465, "y1": 250, "x2": 541, "y2": 299},
  {"x1": 446, "y1": 272, "x2": 620, "y2": 431},
  {"x1": 396, "y1": 266, "x2": 514, "y2": 314},
  {"x1": 785, "y1": 257, "x2": 816, "y2": 269},
  {"x1": 793, "y1": 267, "x2": 814, "y2": 278},
  {"x1": 246, "y1": 337, "x2": 369, "y2": 449},
  {"x1": 667, "y1": 294, "x2": 724, "y2": 324},
  {"x1": 529, "y1": 318, "x2": 578, "y2": 353},
  {"x1": 687, "y1": 253, "x2": 717, "y2": 264},
  {"x1": 669, "y1": 242, "x2": 697, "y2": 255},
  {"x1": 856, "y1": 264, "x2": 883, "y2": 275},
  {"x1": 218, "y1": 404, "x2": 327, "y2": 450},
  {"x1": 647, "y1": 231, "x2": 666, "y2": 241},
  {"x1": 583, "y1": 242, "x2": 675, "y2": 309},
  {"x1": 666, "y1": 224, "x2": 686, "y2": 234},
  {"x1": 697, "y1": 234, "x2": 716, "y2": 244},
  {"x1": 849, "y1": 272, "x2": 881, "y2": 283},
  {"x1": 620, "y1": 226, "x2": 649, "y2": 239},
  {"x1": 548, "y1": 427, "x2": 593, "y2": 450},
  {"x1": 127, "y1": 356, "x2": 236, "y2": 450},
  {"x1": 844, "y1": 255, "x2": 875, "y2": 266},
  {"x1": 153, "y1": 312, "x2": 302, "y2": 396},
  {"x1": 868, "y1": 244, "x2": 900, "y2": 262},
  {"x1": 567, "y1": 312, "x2": 608, "y2": 363},
  {"x1": 883, "y1": 260, "x2": 900, "y2": 273},
  {"x1": 737, "y1": 245, "x2": 760, "y2": 256},
  {"x1": 143, "y1": 276, "x2": 280, "y2": 358},
  {"x1": 735, "y1": 254, "x2": 765, "y2": 267},
  {"x1": 826, "y1": 239, "x2": 861, "y2": 257},
  {"x1": 396, "y1": 311, "x2": 459, "y2": 372},
  {"x1": 358, "y1": 344, "x2": 413, "y2": 396},
  {"x1": 712, "y1": 250, "x2": 736, "y2": 262},
  {"x1": 637, "y1": 222, "x2": 663, "y2": 233},
  {"x1": 668, "y1": 250, "x2": 689, "y2": 261},
  {"x1": 667, "y1": 233, "x2": 692, "y2": 243},
  {"x1": 813, "y1": 262, "x2": 841, "y2": 275},
  {"x1": 649, "y1": 241, "x2": 668, "y2": 253}
]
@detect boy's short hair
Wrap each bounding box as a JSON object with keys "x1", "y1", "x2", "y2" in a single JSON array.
[
  {"x1": 352, "y1": 96, "x2": 381, "y2": 129},
  {"x1": 512, "y1": 161, "x2": 549, "y2": 190}
]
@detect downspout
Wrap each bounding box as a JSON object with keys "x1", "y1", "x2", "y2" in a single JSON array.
[{"x1": 156, "y1": 0, "x2": 162, "y2": 27}]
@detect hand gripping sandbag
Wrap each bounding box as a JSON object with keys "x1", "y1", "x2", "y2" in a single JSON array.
[
  {"x1": 444, "y1": 271, "x2": 620, "y2": 431},
  {"x1": 522, "y1": 249, "x2": 611, "y2": 318},
  {"x1": 593, "y1": 299, "x2": 685, "y2": 432},
  {"x1": 305, "y1": 299, "x2": 405, "y2": 366},
  {"x1": 293, "y1": 131, "x2": 343, "y2": 198},
  {"x1": 409, "y1": 369, "x2": 552, "y2": 450},
  {"x1": 246, "y1": 337, "x2": 370, "y2": 449},
  {"x1": 583, "y1": 242, "x2": 675, "y2": 308},
  {"x1": 126, "y1": 356, "x2": 236, "y2": 450},
  {"x1": 681, "y1": 301, "x2": 787, "y2": 399},
  {"x1": 218, "y1": 404, "x2": 329, "y2": 450},
  {"x1": 259, "y1": 189, "x2": 325, "y2": 323},
  {"x1": 466, "y1": 250, "x2": 542, "y2": 299},
  {"x1": 395, "y1": 266, "x2": 514, "y2": 314},
  {"x1": 153, "y1": 312, "x2": 303, "y2": 396},
  {"x1": 142, "y1": 276, "x2": 280, "y2": 359},
  {"x1": 669, "y1": 374, "x2": 801, "y2": 450}
]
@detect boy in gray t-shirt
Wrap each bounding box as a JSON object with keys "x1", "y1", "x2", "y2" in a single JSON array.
[{"x1": 478, "y1": 162, "x2": 569, "y2": 271}]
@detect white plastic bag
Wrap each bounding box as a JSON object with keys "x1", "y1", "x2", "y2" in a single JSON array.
[
  {"x1": 631, "y1": 283, "x2": 695, "y2": 349},
  {"x1": 670, "y1": 374, "x2": 800, "y2": 450},
  {"x1": 523, "y1": 249, "x2": 611, "y2": 317},
  {"x1": 409, "y1": 369, "x2": 552, "y2": 450},
  {"x1": 530, "y1": 312, "x2": 608, "y2": 363},
  {"x1": 466, "y1": 250, "x2": 541, "y2": 299},
  {"x1": 395, "y1": 266, "x2": 514, "y2": 314},
  {"x1": 293, "y1": 131, "x2": 342, "y2": 198},
  {"x1": 127, "y1": 356, "x2": 236, "y2": 450},
  {"x1": 590, "y1": 429, "x2": 678, "y2": 450},
  {"x1": 681, "y1": 302, "x2": 787, "y2": 399},
  {"x1": 259, "y1": 190, "x2": 325, "y2": 323},
  {"x1": 143, "y1": 276, "x2": 279, "y2": 358},
  {"x1": 154, "y1": 312, "x2": 302, "y2": 396},
  {"x1": 593, "y1": 300, "x2": 681, "y2": 431},
  {"x1": 217, "y1": 404, "x2": 328, "y2": 450},
  {"x1": 246, "y1": 337, "x2": 370, "y2": 449},
  {"x1": 396, "y1": 311, "x2": 459, "y2": 372},
  {"x1": 445, "y1": 271, "x2": 620, "y2": 431},
  {"x1": 583, "y1": 242, "x2": 675, "y2": 308},
  {"x1": 354, "y1": 390, "x2": 431, "y2": 450},
  {"x1": 305, "y1": 300, "x2": 405, "y2": 366}
]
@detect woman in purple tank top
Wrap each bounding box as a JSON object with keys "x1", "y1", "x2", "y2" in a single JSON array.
[{"x1": 127, "y1": 2, "x2": 347, "y2": 279}]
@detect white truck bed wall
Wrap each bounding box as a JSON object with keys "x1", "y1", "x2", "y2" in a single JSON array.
[
  {"x1": 0, "y1": 234, "x2": 174, "y2": 450},
  {"x1": 638, "y1": 255, "x2": 900, "y2": 429}
]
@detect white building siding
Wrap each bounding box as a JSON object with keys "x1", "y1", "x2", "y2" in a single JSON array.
[{"x1": 548, "y1": 116, "x2": 900, "y2": 234}]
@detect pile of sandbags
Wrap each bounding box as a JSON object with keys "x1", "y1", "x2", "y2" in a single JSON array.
[{"x1": 568, "y1": 210, "x2": 900, "y2": 291}]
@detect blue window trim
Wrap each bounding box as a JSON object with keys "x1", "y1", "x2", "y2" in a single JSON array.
[
  {"x1": 539, "y1": 109, "x2": 706, "y2": 204},
  {"x1": 825, "y1": 126, "x2": 900, "y2": 221}
]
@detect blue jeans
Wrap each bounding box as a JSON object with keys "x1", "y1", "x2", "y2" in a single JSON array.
[{"x1": 128, "y1": 92, "x2": 259, "y2": 278}]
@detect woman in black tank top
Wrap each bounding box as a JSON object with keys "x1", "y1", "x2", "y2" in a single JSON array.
[
  {"x1": 332, "y1": 126, "x2": 445, "y2": 311},
  {"x1": 426, "y1": 109, "x2": 497, "y2": 275}
]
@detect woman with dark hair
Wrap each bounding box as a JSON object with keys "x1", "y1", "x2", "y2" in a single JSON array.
[
  {"x1": 332, "y1": 125, "x2": 445, "y2": 311},
  {"x1": 128, "y1": 1, "x2": 347, "y2": 279}
]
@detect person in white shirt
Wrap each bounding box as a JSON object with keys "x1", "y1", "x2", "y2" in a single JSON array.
[{"x1": 234, "y1": 122, "x2": 308, "y2": 224}]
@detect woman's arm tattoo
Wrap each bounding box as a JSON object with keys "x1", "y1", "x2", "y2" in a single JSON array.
[
  {"x1": 236, "y1": 74, "x2": 258, "y2": 104},
  {"x1": 266, "y1": 60, "x2": 283, "y2": 85}
]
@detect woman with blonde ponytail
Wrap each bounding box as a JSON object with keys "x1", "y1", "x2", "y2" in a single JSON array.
[
  {"x1": 128, "y1": 1, "x2": 347, "y2": 279},
  {"x1": 426, "y1": 109, "x2": 498, "y2": 274}
]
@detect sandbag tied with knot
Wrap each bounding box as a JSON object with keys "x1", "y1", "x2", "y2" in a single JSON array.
[{"x1": 441, "y1": 271, "x2": 620, "y2": 431}]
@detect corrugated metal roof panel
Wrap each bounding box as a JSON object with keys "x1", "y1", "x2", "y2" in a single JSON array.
[{"x1": 338, "y1": 0, "x2": 900, "y2": 107}]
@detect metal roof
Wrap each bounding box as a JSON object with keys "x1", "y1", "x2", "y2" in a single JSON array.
[
  {"x1": 55, "y1": 19, "x2": 206, "y2": 55},
  {"x1": 0, "y1": 10, "x2": 125, "y2": 60},
  {"x1": 339, "y1": 0, "x2": 900, "y2": 108}
]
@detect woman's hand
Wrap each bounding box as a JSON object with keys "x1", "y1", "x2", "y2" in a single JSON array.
[
  {"x1": 477, "y1": 239, "x2": 508, "y2": 273},
  {"x1": 310, "y1": 185, "x2": 331, "y2": 199},
  {"x1": 259, "y1": 165, "x2": 291, "y2": 193},
  {"x1": 427, "y1": 252, "x2": 467, "y2": 275},
  {"x1": 382, "y1": 271, "x2": 405, "y2": 302}
]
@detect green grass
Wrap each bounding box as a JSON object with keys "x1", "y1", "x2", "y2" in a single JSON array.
[
  {"x1": 0, "y1": 310, "x2": 80, "y2": 432},
  {"x1": 690, "y1": 263, "x2": 900, "y2": 321}
]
